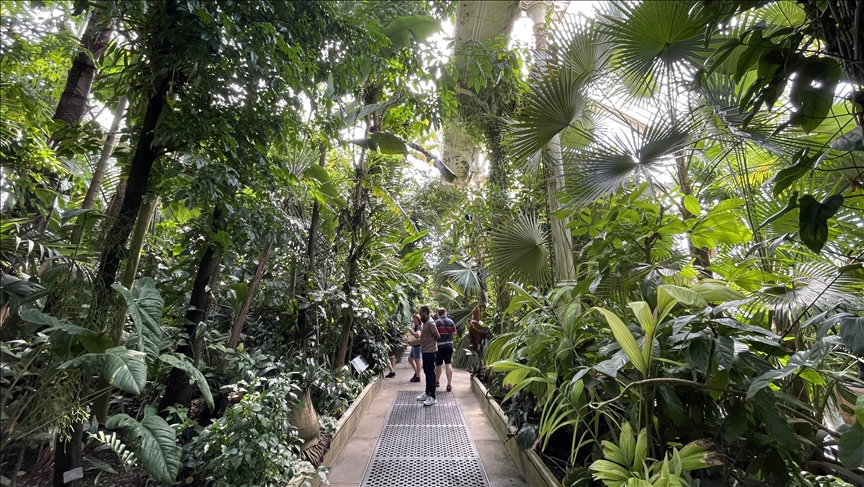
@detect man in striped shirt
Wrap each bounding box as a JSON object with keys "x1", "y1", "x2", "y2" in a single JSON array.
[{"x1": 434, "y1": 308, "x2": 457, "y2": 392}]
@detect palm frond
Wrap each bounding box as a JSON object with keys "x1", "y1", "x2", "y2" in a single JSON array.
[
  {"x1": 599, "y1": 0, "x2": 710, "y2": 90},
  {"x1": 488, "y1": 213, "x2": 550, "y2": 287},
  {"x1": 562, "y1": 112, "x2": 695, "y2": 205},
  {"x1": 436, "y1": 259, "x2": 481, "y2": 297},
  {"x1": 750, "y1": 261, "x2": 863, "y2": 315},
  {"x1": 508, "y1": 60, "x2": 591, "y2": 163}
]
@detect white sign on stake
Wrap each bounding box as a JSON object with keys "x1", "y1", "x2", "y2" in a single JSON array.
[{"x1": 349, "y1": 355, "x2": 368, "y2": 373}]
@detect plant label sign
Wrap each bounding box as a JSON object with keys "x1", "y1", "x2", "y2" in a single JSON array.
[
  {"x1": 350, "y1": 355, "x2": 368, "y2": 373},
  {"x1": 63, "y1": 467, "x2": 84, "y2": 483}
]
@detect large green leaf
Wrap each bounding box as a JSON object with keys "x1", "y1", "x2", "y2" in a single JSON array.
[
  {"x1": 788, "y1": 58, "x2": 842, "y2": 133},
  {"x1": 61, "y1": 347, "x2": 147, "y2": 395},
  {"x1": 839, "y1": 316, "x2": 864, "y2": 356},
  {"x1": 838, "y1": 423, "x2": 864, "y2": 470},
  {"x1": 19, "y1": 309, "x2": 110, "y2": 352},
  {"x1": 628, "y1": 301, "x2": 655, "y2": 334},
  {"x1": 690, "y1": 281, "x2": 746, "y2": 303},
  {"x1": 159, "y1": 354, "x2": 214, "y2": 411},
  {"x1": 856, "y1": 394, "x2": 864, "y2": 427},
  {"x1": 112, "y1": 278, "x2": 164, "y2": 358},
  {"x1": 106, "y1": 407, "x2": 181, "y2": 485},
  {"x1": 771, "y1": 150, "x2": 819, "y2": 198},
  {"x1": 798, "y1": 194, "x2": 843, "y2": 253},
  {"x1": 593, "y1": 307, "x2": 647, "y2": 376},
  {"x1": 658, "y1": 284, "x2": 707, "y2": 309}
]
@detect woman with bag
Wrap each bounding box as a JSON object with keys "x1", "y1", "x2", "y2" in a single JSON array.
[{"x1": 407, "y1": 314, "x2": 422, "y2": 382}]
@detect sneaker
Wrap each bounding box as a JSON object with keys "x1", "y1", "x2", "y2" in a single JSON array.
[
  {"x1": 416, "y1": 393, "x2": 428, "y2": 401},
  {"x1": 409, "y1": 376, "x2": 421, "y2": 383},
  {"x1": 423, "y1": 397, "x2": 437, "y2": 407},
  {"x1": 446, "y1": 385, "x2": 452, "y2": 392},
  {"x1": 385, "y1": 372, "x2": 395, "y2": 378}
]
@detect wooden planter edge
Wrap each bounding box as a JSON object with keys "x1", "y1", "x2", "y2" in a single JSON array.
[
  {"x1": 309, "y1": 374, "x2": 383, "y2": 487},
  {"x1": 470, "y1": 375, "x2": 563, "y2": 487}
]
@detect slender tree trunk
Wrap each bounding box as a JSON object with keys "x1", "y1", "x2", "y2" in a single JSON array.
[
  {"x1": 159, "y1": 205, "x2": 224, "y2": 413},
  {"x1": 296, "y1": 129, "x2": 329, "y2": 336},
  {"x1": 334, "y1": 149, "x2": 367, "y2": 372},
  {"x1": 72, "y1": 96, "x2": 128, "y2": 244},
  {"x1": 120, "y1": 195, "x2": 159, "y2": 291},
  {"x1": 543, "y1": 136, "x2": 576, "y2": 284},
  {"x1": 91, "y1": 194, "x2": 159, "y2": 423},
  {"x1": 675, "y1": 152, "x2": 712, "y2": 277},
  {"x1": 82, "y1": 97, "x2": 128, "y2": 210},
  {"x1": 32, "y1": 8, "x2": 114, "y2": 236},
  {"x1": 226, "y1": 240, "x2": 272, "y2": 350},
  {"x1": 89, "y1": 87, "x2": 167, "y2": 326}
]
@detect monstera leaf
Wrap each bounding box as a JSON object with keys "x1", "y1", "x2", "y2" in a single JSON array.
[{"x1": 106, "y1": 407, "x2": 181, "y2": 485}]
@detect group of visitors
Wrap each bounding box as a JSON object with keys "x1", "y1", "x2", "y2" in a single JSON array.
[{"x1": 400, "y1": 305, "x2": 457, "y2": 406}]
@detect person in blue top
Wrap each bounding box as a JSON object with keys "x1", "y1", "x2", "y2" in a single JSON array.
[{"x1": 434, "y1": 308, "x2": 457, "y2": 392}]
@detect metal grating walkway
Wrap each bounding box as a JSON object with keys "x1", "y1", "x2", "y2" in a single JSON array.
[{"x1": 359, "y1": 391, "x2": 490, "y2": 487}]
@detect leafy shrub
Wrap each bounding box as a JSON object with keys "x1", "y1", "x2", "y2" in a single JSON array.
[
  {"x1": 310, "y1": 365, "x2": 367, "y2": 418},
  {"x1": 183, "y1": 373, "x2": 323, "y2": 487}
]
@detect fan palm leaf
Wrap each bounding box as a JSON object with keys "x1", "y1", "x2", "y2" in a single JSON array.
[
  {"x1": 436, "y1": 259, "x2": 481, "y2": 297},
  {"x1": 508, "y1": 14, "x2": 612, "y2": 164},
  {"x1": 563, "y1": 112, "x2": 695, "y2": 206},
  {"x1": 508, "y1": 60, "x2": 592, "y2": 163},
  {"x1": 598, "y1": 0, "x2": 711, "y2": 90},
  {"x1": 488, "y1": 213, "x2": 550, "y2": 287}
]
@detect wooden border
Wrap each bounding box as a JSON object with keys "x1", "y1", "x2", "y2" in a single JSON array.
[
  {"x1": 310, "y1": 374, "x2": 383, "y2": 487},
  {"x1": 471, "y1": 376, "x2": 563, "y2": 487}
]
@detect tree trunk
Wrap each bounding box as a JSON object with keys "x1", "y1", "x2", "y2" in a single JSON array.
[
  {"x1": 30, "y1": 8, "x2": 114, "y2": 236},
  {"x1": 52, "y1": 422, "x2": 83, "y2": 487},
  {"x1": 226, "y1": 240, "x2": 272, "y2": 350},
  {"x1": 296, "y1": 141, "x2": 328, "y2": 339},
  {"x1": 51, "y1": 10, "x2": 114, "y2": 131},
  {"x1": 675, "y1": 152, "x2": 712, "y2": 277},
  {"x1": 543, "y1": 136, "x2": 576, "y2": 284},
  {"x1": 89, "y1": 87, "x2": 167, "y2": 327},
  {"x1": 91, "y1": 194, "x2": 159, "y2": 423},
  {"x1": 72, "y1": 96, "x2": 128, "y2": 245},
  {"x1": 159, "y1": 205, "x2": 224, "y2": 413},
  {"x1": 334, "y1": 150, "x2": 367, "y2": 372}
]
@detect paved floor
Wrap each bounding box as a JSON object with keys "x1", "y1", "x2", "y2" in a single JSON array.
[{"x1": 325, "y1": 354, "x2": 528, "y2": 487}]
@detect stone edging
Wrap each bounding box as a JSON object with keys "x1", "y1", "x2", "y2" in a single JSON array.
[
  {"x1": 310, "y1": 374, "x2": 383, "y2": 487},
  {"x1": 470, "y1": 375, "x2": 562, "y2": 487}
]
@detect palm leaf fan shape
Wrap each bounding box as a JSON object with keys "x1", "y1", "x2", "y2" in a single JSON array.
[
  {"x1": 734, "y1": 261, "x2": 864, "y2": 334},
  {"x1": 488, "y1": 213, "x2": 550, "y2": 286},
  {"x1": 436, "y1": 259, "x2": 482, "y2": 297},
  {"x1": 598, "y1": 0, "x2": 711, "y2": 92},
  {"x1": 563, "y1": 111, "x2": 695, "y2": 206}
]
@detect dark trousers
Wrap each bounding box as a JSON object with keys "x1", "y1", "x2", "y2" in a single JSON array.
[{"x1": 422, "y1": 352, "x2": 437, "y2": 398}]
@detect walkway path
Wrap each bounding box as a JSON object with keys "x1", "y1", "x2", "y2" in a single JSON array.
[{"x1": 325, "y1": 355, "x2": 528, "y2": 487}]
